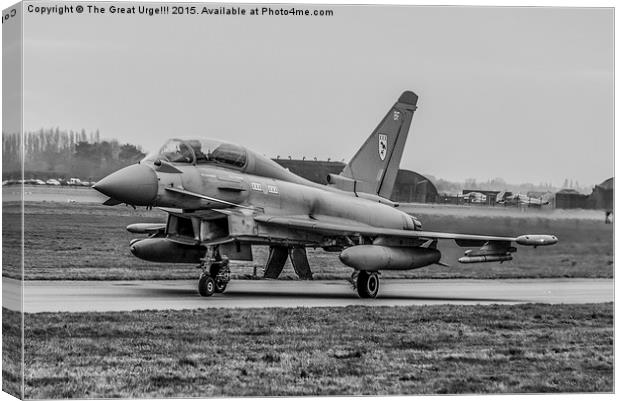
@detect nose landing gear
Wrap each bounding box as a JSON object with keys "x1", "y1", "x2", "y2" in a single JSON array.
[
  {"x1": 210, "y1": 259, "x2": 230, "y2": 294},
  {"x1": 197, "y1": 247, "x2": 230, "y2": 297}
]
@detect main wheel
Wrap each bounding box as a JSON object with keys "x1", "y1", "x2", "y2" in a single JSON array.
[
  {"x1": 198, "y1": 274, "x2": 215, "y2": 297},
  {"x1": 356, "y1": 271, "x2": 379, "y2": 298}
]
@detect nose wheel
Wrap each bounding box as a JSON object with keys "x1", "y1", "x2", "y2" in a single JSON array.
[{"x1": 356, "y1": 271, "x2": 379, "y2": 298}]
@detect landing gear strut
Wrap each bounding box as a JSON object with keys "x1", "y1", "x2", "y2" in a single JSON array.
[
  {"x1": 197, "y1": 247, "x2": 230, "y2": 297},
  {"x1": 356, "y1": 271, "x2": 380, "y2": 298},
  {"x1": 210, "y1": 258, "x2": 230, "y2": 293}
]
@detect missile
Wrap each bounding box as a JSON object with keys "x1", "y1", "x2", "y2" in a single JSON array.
[
  {"x1": 458, "y1": 255, "x2": 513, "y2": 264},
  {"x1": 130, "y1": 238, "x2": 205, "y2": 263},
  {"x1": 339, "y1": 245, "x2": 441, "y2": 271},
  {"x1": 126, "y1": 223, "x2": 166, "y2": 234}
]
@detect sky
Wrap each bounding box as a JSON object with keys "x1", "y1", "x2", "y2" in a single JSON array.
[{"x1": 4, "y1": 2, "x2": 614, "y2": 187}]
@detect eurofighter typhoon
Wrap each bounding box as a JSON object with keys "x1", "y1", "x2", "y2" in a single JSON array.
[{"x1": 93, "y1": 91, "x2": 557, "y2": 298}]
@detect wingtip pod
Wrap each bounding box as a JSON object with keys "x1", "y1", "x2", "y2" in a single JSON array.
[
  {"x1": 516, "y1": 235, "x2": 558, "y2": 246},
  {"x1": 398, "y1": 91, "x2": 418, "y2": 106}
]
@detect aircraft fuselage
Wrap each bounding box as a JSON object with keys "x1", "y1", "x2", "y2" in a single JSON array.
[{"x1": 154, "y1": 163, "x2": 417, "y2": 245}]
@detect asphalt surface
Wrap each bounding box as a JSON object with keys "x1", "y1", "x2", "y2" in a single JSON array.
[{"x1": 3, "y1": 277, "x2": 613, "y2": 313}]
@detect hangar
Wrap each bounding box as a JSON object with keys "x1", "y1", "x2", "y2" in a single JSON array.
[
  {"x1": 272, "y1": 159, "x2": 438, "y2": 203},
  {"x1": 391, "y1": 169, "x2": 440, "y2": 203},
  {"x1": 555, "y1": 189, "x2": 589, "y2": 209},
  {"x1": 555, "y1": 178, "x2": 614, "y2": 210},
  {"x1": 589, "y1": 177, "x2": 613, "y2": 211}
]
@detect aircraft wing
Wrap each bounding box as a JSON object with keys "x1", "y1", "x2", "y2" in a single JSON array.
[{"x1": 253, "y1": 215, "x2": 557, "y2": 247}]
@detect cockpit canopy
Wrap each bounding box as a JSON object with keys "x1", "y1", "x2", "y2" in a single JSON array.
[{"x1": 143, "y1": 139, "x2": 247, "y2": 168}]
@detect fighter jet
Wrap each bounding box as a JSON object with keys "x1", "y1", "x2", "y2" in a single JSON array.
[
  {"x1": 462, "y1": 191, "x2": 487, "y2": 204},
  {"x1": 496, "y1": 191, "x2": 550, "y2": 207},
  {"x1": 93, "y1": 91, "x2": 557, "y2": 298}
]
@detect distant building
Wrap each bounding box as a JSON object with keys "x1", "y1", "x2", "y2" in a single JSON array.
[
  {"x1": 391, "y1": 169, "x2": 439, "y2": 203},
  {"x1": 589, "y1": 177, "x2": 613, "y2": 211},
  {"x1": 554, "y1": 178, "x2": 614, "y2": 210},
  {"x1": 555, "y1": 189, "x2": 589, "y2": 209},
  {"x1": 272, "y1": 159, "x2": 438, "y2": 203}
]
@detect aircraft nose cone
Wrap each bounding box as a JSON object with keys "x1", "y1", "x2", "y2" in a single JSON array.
[{"x1": 93, "y1": 164, "x2": 158, "y2": 206}]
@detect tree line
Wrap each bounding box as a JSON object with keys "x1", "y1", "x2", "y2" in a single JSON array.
[{"x1": 2, "y1": 128, "x2": 145, "y2": 181}]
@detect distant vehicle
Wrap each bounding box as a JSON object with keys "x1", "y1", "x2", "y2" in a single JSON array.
[
  {"x1": 496, "y1": 191, "x2": 550, "y2": 207},
  {"x1": 34, "y1": 179, "x2": 47, "y2": 185},
  {"x1": 46, "y1": 179, "x2": 61, "y2": 186},
  {"x1": 93, "y1": 90, "x2": 558, "y2": 298},
  {"x1": 68, "y1": 178, "x2": 83, "y2": 186}
]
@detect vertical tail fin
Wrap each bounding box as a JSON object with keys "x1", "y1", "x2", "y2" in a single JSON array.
[{"x1": 341, "y1": 91, "x2": 418, "y2": 198}]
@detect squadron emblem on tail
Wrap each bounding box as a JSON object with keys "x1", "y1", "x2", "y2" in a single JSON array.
[{"x1": 378, "y1": 134, "x2": 388, "y2": 161}]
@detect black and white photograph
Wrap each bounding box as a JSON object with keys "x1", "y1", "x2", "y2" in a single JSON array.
[{"x1": 1, "y1": 0, "x2": 614, "y2": 398}]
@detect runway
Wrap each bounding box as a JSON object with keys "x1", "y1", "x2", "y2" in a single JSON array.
[{"x1": 2, "y1": 277, "x2": 613, "y2": 313}]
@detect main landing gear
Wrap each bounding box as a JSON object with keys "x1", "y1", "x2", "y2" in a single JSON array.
[
  {"x1": 197, "y1": 247, "x2": 230, "y2": 297},
  {"x1": 352, "y1": 271, "x2": 380, "y2": 298},
  {"x1": 198, "y1": 273, "x2": 216, "y2": 297}
]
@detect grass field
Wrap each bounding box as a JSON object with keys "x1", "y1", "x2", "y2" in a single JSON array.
[
  {"x1": 2, "y1": 308, "x2": 22, "y2": 399},
  {"x1": 2, "y1": 201, "x2": 613, "y2": 280},
  {"x1": 14, "y1": 303, "x2": 612, "y2": 398}
]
